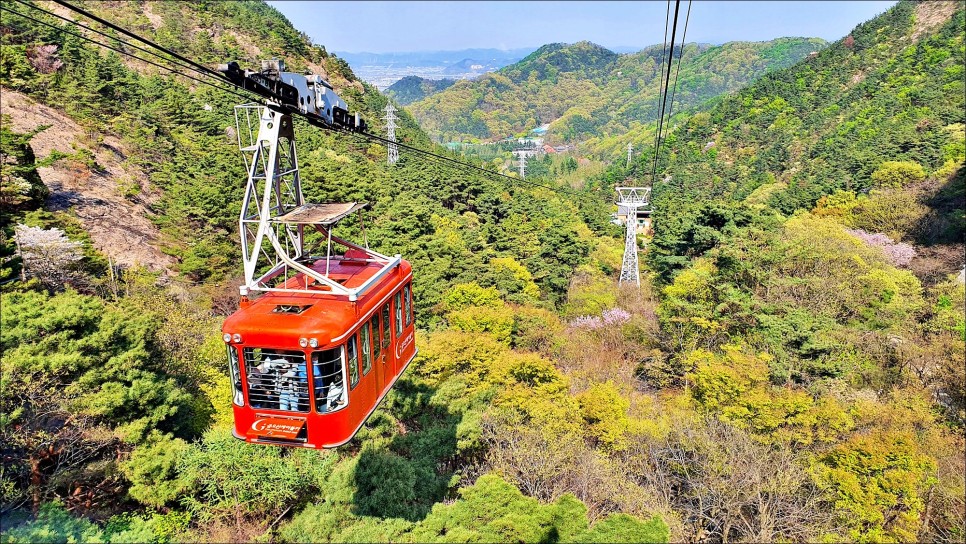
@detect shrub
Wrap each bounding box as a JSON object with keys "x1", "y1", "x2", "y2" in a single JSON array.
[{"x1": 870, "y1": 160, "x2": 926, "y2": 188}]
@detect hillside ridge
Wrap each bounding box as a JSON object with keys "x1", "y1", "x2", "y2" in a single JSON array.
[{"x1": 407, "y1": 36, "x2": 826, "y2": 146}]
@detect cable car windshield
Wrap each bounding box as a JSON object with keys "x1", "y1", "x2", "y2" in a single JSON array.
[{"x1": 244, "y1": 348, "x2": 309, "y2": 412}]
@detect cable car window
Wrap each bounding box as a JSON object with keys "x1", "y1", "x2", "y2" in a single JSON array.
[
  {"x1": 312, "y1": 348, "x2": 346, "y2": 413},
  {"x1": 361, "y1": 321, "x2": 372, "y2": 376},
  {"x1": 404, "y1": 284, "x2": 413, "y2": 326},
  {"x1": 227, "y1": 346, "x2": 243, "y2": 406},
  {"x1": 382, "y1": 304, "x2": 391, "y2": 349},
  {"x1": 371, "y1": 313, "x2": 381, "y2": 359},
  {"x1": 394, "y1": 292, "x2": 403, "y2": 337},
  {"x1": 243, "y1": 348, "x2": 308, "y2": 412},
  {"x1": 347, "y1": 335, "x2": 359, "y2": 388}
]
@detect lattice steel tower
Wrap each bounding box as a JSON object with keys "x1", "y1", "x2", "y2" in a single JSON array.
[
  {"x1": 514, "y1": 149, "x2": 528, "y2": 179},
  {"x1": 384, "y1": 103, "x2": 399, "y2": 165},
  {"x1": 627, "y1": 143, "x2": 633, "y2": 168},
  {"x1": 616, "y1": 187, "x2": 651, "y2": 286}
]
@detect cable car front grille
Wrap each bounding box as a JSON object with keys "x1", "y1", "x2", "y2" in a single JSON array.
[{"x1": 243, "y1": 348, "x2": 310, "y2": 412}]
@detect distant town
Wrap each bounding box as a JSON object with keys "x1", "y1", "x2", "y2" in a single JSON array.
[{"x1": 334, "y1": 47, "x2": 534, "y2": 89}]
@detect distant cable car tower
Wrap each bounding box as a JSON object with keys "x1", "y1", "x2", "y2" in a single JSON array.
[
  {"x1": 384, "y1": 103, "x2": 399, "y2": 165},
  {"x1": 514, "y1": 149, "x2": 528, "y2": 179},
  {"x1": 616, "y1": 187, "x2": 651, "y2": 287}
]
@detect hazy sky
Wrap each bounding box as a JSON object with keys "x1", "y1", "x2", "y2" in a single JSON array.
[{"x1": 267, "y1": 1, "x2": 898, "y2": 53}]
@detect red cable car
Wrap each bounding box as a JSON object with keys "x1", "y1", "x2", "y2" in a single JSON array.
[
  {"x1": 220, "y1": 91, "x2": 416, "y2": 448},
  {"x1": 222, "y1": 246, "x2": 416, "y2": 448}
]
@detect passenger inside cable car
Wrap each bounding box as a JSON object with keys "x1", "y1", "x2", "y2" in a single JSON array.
[
  {"x1": 245, "y1": 349, "x2": 309, "y2": 411},
  {"x1": 312, "y1": 348, "x2": 346, "y2": 412}
]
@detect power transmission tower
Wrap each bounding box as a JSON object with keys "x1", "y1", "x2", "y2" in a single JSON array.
[
  {"x1": 514, "y1": 149, "x2": 528, "y2": 179},
  {"x1": 384, "y1": 103, "x2": 399, "y2": 165},
  {"x1": 627, "y1": 143, "x2": 633, "y2": 168},
  {"x1": 616, "y1": 187, "x2": 651, "y2": 287}
]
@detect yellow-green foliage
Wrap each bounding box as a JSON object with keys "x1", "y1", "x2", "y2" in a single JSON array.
[
  {"x1": 780, "y1": 213, "x2": 885, "y2": 274},
  {"x1": 414, "y1": 330, "x2": 569, "y2": 406},
  {"x1": 845, "y1": 188, "x2": 930, "y2": 241},
  {"x1": 576, "y1": 382, "x2": 631, "y2": 451},
  {"x1": 442, "y1": 284, "x2": 563, "y2": 350},
  {"x1": 413, "y1": 330, "x2": 508, "y2": 389},
  {"x1": 855, "y1": 267, "x2": 924, "y2": 327},
  {"x1": 510, "y1": 305, "x2": 565, "y2": 353},
  {"x1": 813, "y1": 189, "x2": 863, "y2": 218},
  {"x1": 120, "y1": 432, "x2": 190, "y2": 508},
  {"x1": 812, "y1": 430, "x2": 937, "y2": 543},
  {"x1": 662, "y1": 259, "x2": 715, "y2": 306},
  {"x1": 926, "y1": 277, "x2": 966, "y2": 337},
  {"x1": 772, "y1": 214, "x2": 924, "y2": 327},
  {"x1": 688, "y1": 345, "x2": 853, "y2": 445},
  {"x1": 743, "y1": 180, "x2": 787, "y2": 208},
  {"x1": 442, "y1": 283, "x2": 503, "y2": 312},
  {"x1": 585, "y1": 235, "x2": 624, "y2": 276},
  {"x1": 659, "y1": 259, "x2": 724, "y2": 342},
  {"x1": 870, "y1": 160, "x2": 926, "y2": 188},
  {"x1": 489, "y1": 257, "x2": 541, "y2": 301},
  {"x1": 564, "y1": 272, "x2": 618, "y2": 318},
  {"x1": 446, "y1": 304, "x2": 516, "y2": 346}
]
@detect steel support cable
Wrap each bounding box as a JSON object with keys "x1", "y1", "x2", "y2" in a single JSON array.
[
  {"x1": 650, "y1": 0, "x2": 682, "y2": 184},
  {"x1": 333, "y1": 125, "x2": 595, "y2": 201},
  {"x1": 650, "y1": 0, "x2": 673, "y2": 172},
  {"x1": 12, "y1": 2, "x2": 602, "y2": 205},
  {"x1": 661, "y1": 1, "x2": 692, "y2": 149},
  {"x1": 51, "y1": 0, "x2": 227, "y2": 81},
  {"x1": 353, "y1": 130, "x2": 577, "y2": 195},
  {"x1": 9, "y1": 0, "x2": 219, "y2": 85},
  {"x1": 0, "y1": 4, "x2": 259, "y2": 105}
]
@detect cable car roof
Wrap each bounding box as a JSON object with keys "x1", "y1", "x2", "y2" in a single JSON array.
[{"x1": 223, "y1": 257, "x2": 412, "y2": 347}]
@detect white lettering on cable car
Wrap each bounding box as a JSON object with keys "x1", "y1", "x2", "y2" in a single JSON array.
[
  {"x1": 251, "y1": 418, "x2": 302, "y2": 434},
  {"x1": 395, "y1": 333, "x2": 414, "y2": 358}
]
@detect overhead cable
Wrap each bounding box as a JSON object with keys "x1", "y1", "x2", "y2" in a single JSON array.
[
  {"x1": 662, "y1": 1, "x2": 692, "y2": 146},
  {"x1": 21, "y1": 0, "x2": 602, "y2": 204},
  {"x1": 51, "y1": 0, "x2": 227, "y2": 80},
  {"x1": 650, "y1": 0, "x2": 673, "y2": 174},
  {"x1": 651, "y1": 0, "x2": 682, "y2": 184},
  {"x1": 0, "y1": 4, "x2": 259, "y2": 104}
]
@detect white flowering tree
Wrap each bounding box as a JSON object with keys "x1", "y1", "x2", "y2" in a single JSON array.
[{"x1": 14, "y1": 224, "x2": 84, "y2": 288}]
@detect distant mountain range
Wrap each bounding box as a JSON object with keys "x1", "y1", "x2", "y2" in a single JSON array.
[
  {"x1": 333, "y1": 48, "x2": 535, "y2": 89},
  {"x1": 335, "y1": 45, "x2": 679, "y2": 91}
]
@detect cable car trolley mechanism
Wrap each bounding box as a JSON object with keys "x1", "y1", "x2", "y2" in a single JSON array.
[{"x1": 219, "y1": 59, "x2": 416, "y2": 449}]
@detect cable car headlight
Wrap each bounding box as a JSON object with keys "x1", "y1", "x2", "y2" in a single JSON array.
[
  {"x1": 223, "y1": 333, "x2": 232, "y2": 343},
  {"x1": 232, "y1": 333, "x2": 242, "y2": 343},
  {"x1": 299, "y1": 337, "x2": 309, "y2": 348},
  {"x1": 309, "y1": 338, "x2": 319, "y2": 348}
]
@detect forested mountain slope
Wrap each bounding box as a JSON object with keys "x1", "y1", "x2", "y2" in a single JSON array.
[
  {"x1": 642, "y1": 0, "x2": 964, "y2": 253},
  {"x1": 0, "y1": 0, "x2": 599, "y2": 309},
  {"x1": 2, "y1": 1, "x2": 965, "y2": 543},
  {"x1": 581, "y1": 2, "x2": 964, "y2": 538},
  {"x1": 0, "y1": 0, "x2": 669, "y2": 542},
  {"x1": 407, "y1": 38, "x2": 825, "y2": 145}
]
